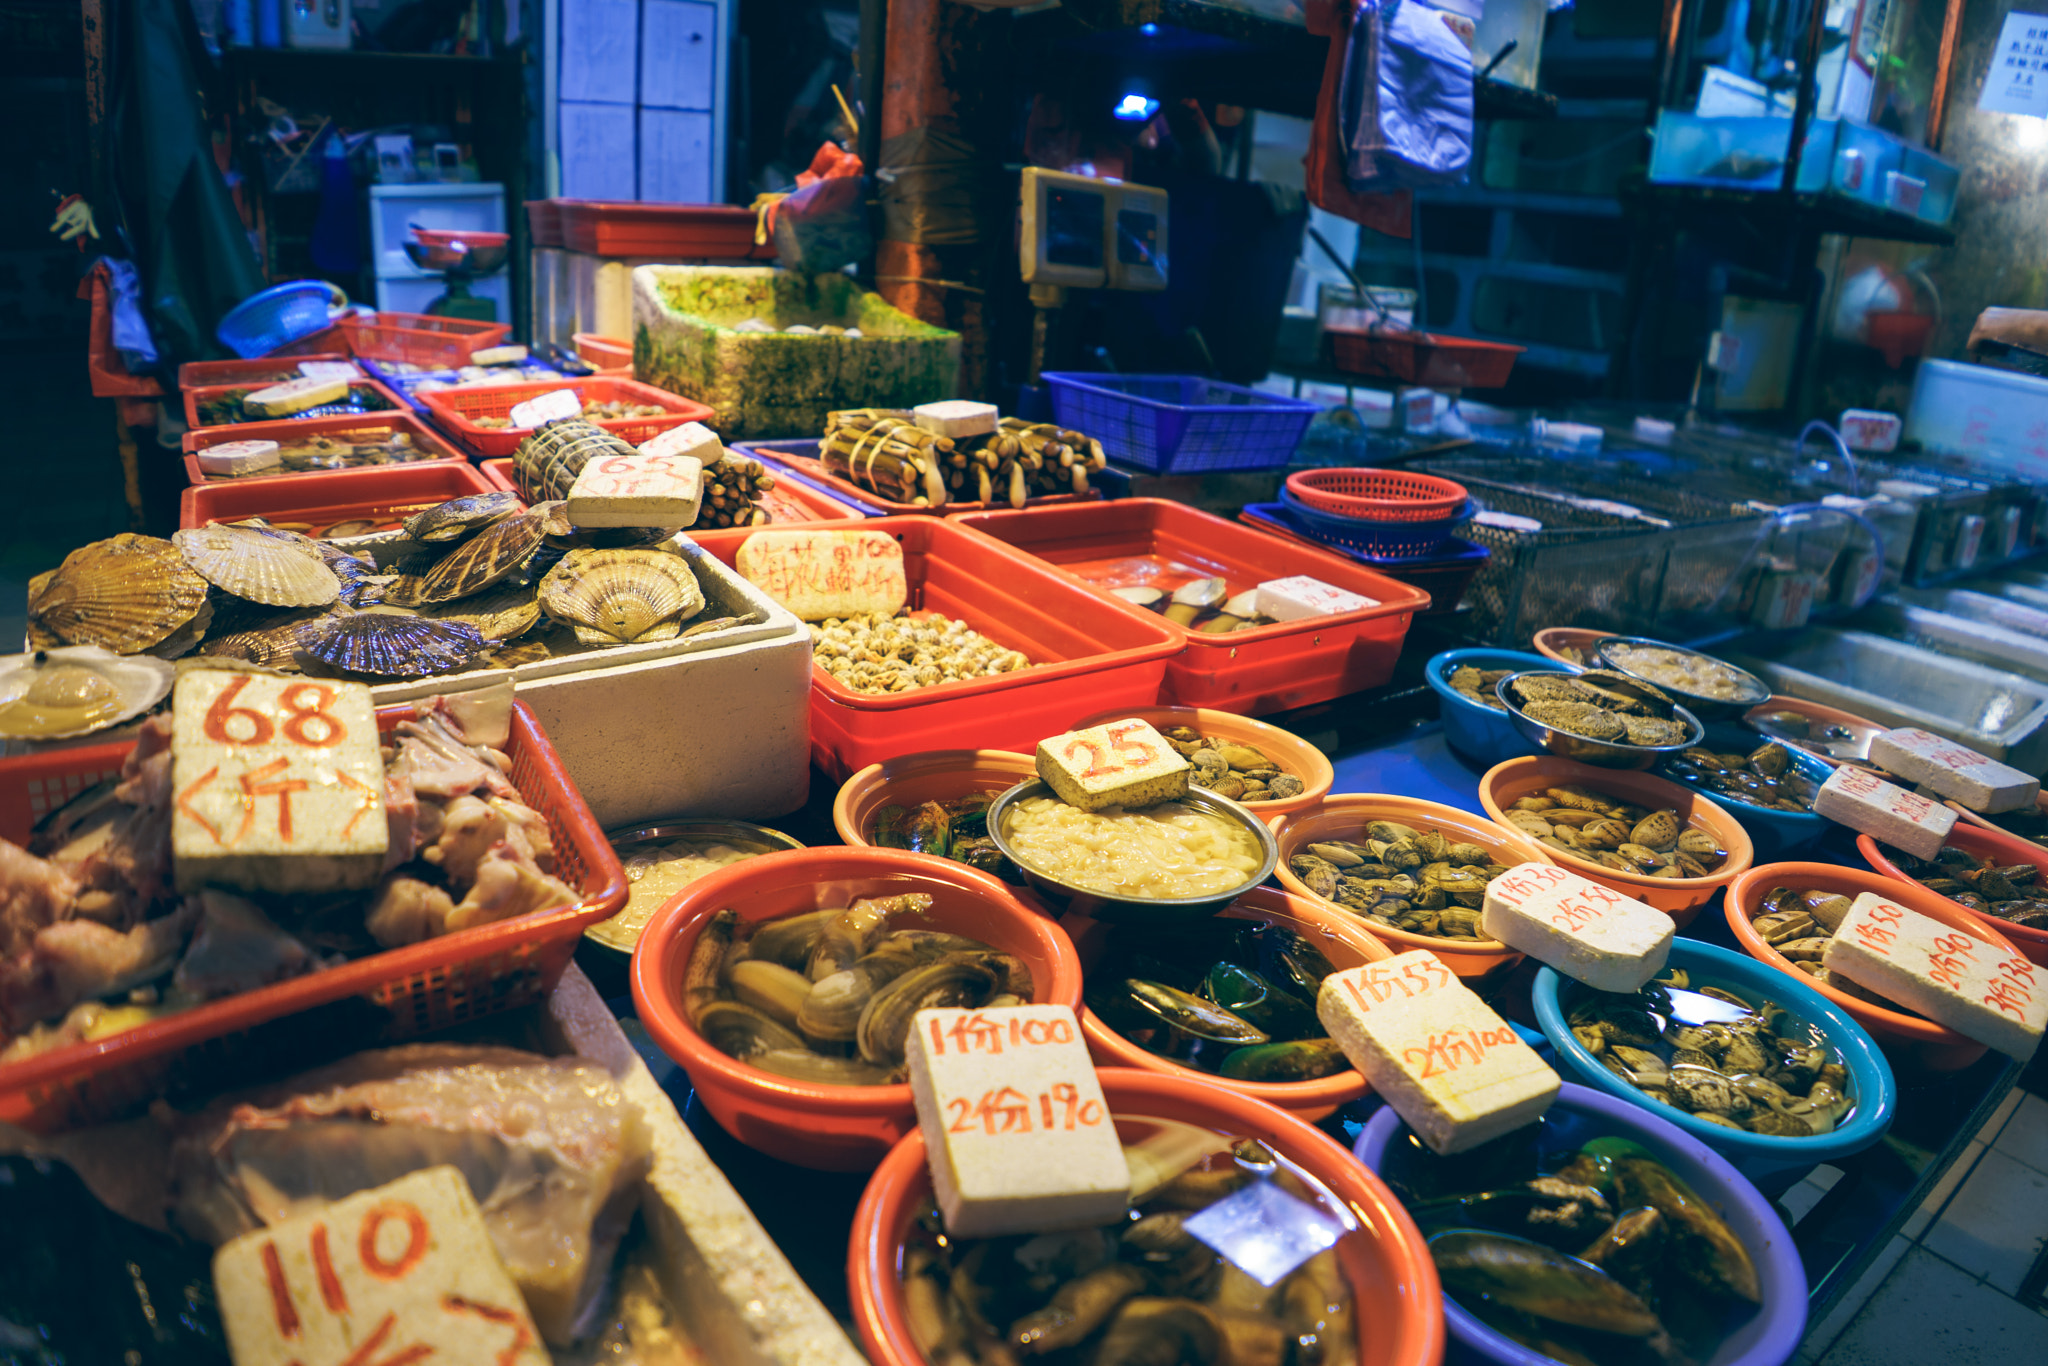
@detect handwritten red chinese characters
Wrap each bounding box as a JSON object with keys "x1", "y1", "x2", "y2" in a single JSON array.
[
  {"x1": 170, "y1": 670, "x2": 386, "y2": 894},
  {"x1": 214, "y1": 1167, "x2": 548, "y2": 1366},
  {"x1": 736, "y1": 528, "x2": 908, "y2": 620},
  {"x1": 1823, "y1": 892, "x2": 2046, "y2": 1061},
  {"x1": 1479, "y1": 861, "x2": 1674, "y2": 993},
  {"x1": 908, "y1": 1004, "x2": 1131, "y2": 1236}
]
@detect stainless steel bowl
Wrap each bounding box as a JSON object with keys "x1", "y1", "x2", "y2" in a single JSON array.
[
  {"x1": 984, "y1": 779, "x2": 1279, "y2": 924},
  {"x1": 587, "y1": 817, "x2": 804, "y2": 953},
  {"x1": 1496, "y1": 671, "x2": 1705, "y2": 770},
  {"x1": 1592, "y1": 636, "x2": 1770, "y2": 721}
]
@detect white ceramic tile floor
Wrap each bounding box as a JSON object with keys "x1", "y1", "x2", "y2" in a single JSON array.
[
  {"x1": 1902, "y1": 1139, "x2": 1984, "y2": 1240},
  {"x1": 1990, "y1": 1092, "x2": 2048, "y2": 1175},
  {"x1": 1796, "y1": 1235, "x2": 1913, "y2": 1365},
  {"x1": 1919, "y1": 1149, "x2": 2048, "y2": 1296},
  {"x1": 1817, "y1": 1247, "x2": 2048, "y2": 1365}
]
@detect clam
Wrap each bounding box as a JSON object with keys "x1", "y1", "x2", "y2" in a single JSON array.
[
  {"x1": 403, "y1": 490, "x2": 523, "y2": 543},
  {"x1": 299, "y1": 610, "x2": 489, "y2": 677},
  {"x1": 417, "y1": 587, "x2": 544, "y2": 643},
  {"x1": 28, "y1": 534, "x2": 210, "y2": 653},
  {"x1": 413, "y1": 507, "x2": 549, "y2": 603},
  {"x1": 855, "y1": 953, "x2": 1001, "y2": 1067},
  {"x1": 538, "y1": 547, "x2": 705, "y2": 645},
  {"x1": 1630, "y1": 810, "x2": 1681, "y2": 847},
  {"x1": 1163, "y1": 576, "x2": 1227, "y2": 626},
  {"x1": 0, "y1": 647, "x2": 174, "y2": 740},
  {"x1": 697, "y1": 999, "x2": 805, "y2": 1058},
  {"x1": 174, "y1": 524, "x2": 341, "y2": 608},
  {"x1": 1524, "y1": 699, "x2": 1627, "y2": 741}
]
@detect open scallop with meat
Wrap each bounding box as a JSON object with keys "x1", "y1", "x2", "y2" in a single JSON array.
[
  {"x1": 27, "y1": 534, "x2": 209, "y2": 653},
  {"x1": 538, "y1": 546, "x2": 705, "y2": 645},
  {"x1": 173, "y1": 523, "x2": 341, "y2": 608},
  {"x1": 0, "y1": 646, "x2": 175, "y2": 740}
]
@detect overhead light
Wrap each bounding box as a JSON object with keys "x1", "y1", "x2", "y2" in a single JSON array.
[
  {"x1": 1113, "y1": 93, "x2": 1160, "y2": 122},
  {"x1": 1139, "y1": 22, "x2": 1158, "y2": 34}
]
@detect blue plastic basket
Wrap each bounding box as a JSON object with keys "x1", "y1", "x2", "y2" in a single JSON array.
[
  {"x1": 215, "y1": 281, "x2": 348, "y2": 359},
  {"x1": 1041, "y1": 373, "x2": 1321, "y2": 474},
  {"x1": 1277, "y1": 486, "x2": 1474, "y2": 557}
]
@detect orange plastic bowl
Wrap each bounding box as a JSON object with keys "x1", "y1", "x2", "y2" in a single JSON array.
[
  {"x1": 1725, "y1": 862, "x2": 2019, "y2": 1072},
  {"x1": 1068, "y1": 885, "x2": 1392, "y2": 1120},
  {"x1": 1858, "y1": 825, "x2": 2048, "y2": 967},
  {"x1": 631, "y1": 846, "x2": 1083, "y2": 1170},
  {"x1": 833, "y1": 749, "x2": 1038, "y2": 848},
  {"x1": 1531, "y1": 627, "x2": 1615, "y2": 666},
  {"x1": 1069, "y1": 704, "x2": 1337, "y2": 818},
  {"x1": 1742, "y1": 695, "x2": 1887, "y2": 768},
  {"x1": 1477, "y1": 756, "x2": 1755, "y2": 926},
  {"x1": 848, "y1": 1068, "x2": 1446, "y2": 1366},
  {"x1": 1270, "y1": 795, "x2": 1552, "y2": 982}
]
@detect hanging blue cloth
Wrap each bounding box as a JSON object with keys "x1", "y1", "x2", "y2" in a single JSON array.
[
  {"x1": 1340, "y1": 0, "x2": 1475, "y2": 192},
  {"x1": 100, "y1": 256, "x2": 161, "y2": 372}
]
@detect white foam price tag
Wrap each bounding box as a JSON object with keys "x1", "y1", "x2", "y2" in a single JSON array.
[
  {"x1": 907, "y1": 1005, "x2": 1130, "y2": 1237},
  {"x1": 1255, "y1": 575, "x2": 1377, "y2": 621},
  {"x1": 638, "y1": 421, "x2": 723, "y2": 461},
  {"x1": 566, "y1": 453, "x2": 704, "y2": 528},
  {"x1": 295, "y1": 360, "x2": 362, "y2": 380},
  {"x1": 1814, "y1": 764, "x2": 1958, "y2": 859},
  {"x1": 1480, "y1": 862, "x2": 1674, "y2": 992},
  {"x1": 1870, "y1": 728, "x2": 2039, "y2": 815},
  {"x1": 1035, "y1": 718, "x2": 1189, "y2": 811},
  {"x1": 506, "y1": 387, "x2": 583, "y2": 430},
  {"x1": 734, "y1": 528, "x2": 907, "y2": 620},
  {"x1": 1823, "y1": 892, "x2": 2045, "y2": 1060}
]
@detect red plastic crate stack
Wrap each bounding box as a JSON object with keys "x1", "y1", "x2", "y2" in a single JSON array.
[
  {"x1": 183, "y1": 377, "x2": 410, "y2": 435},
  {"x1": 180, "y1": 458, "x2": 500, "y2": 532},
  {"x1": 418, "y1": 377, "x2": 715, "y2": 457},
  {"x1": 181, "y1": 411, "x2": 467, "y2": 488}
]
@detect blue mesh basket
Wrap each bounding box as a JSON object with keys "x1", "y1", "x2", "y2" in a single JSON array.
[
  {"x1": 215, "y1": 280, "x2": 348, "y2": 359},
  {"x1": 1041, "y1": 373, "x2": 1321, "y2": 474}
]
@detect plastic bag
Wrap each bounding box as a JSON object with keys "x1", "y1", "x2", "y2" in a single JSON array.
[
  {"x1": 757, "y1": 142, "x2": 870, "y2": 275},
  {"x1": 1303, "y1": 0, "x2": 1411, "y2": 235},
  {"x1": 1341, "y1": 0, "x2": 1474, "y2": 192}
]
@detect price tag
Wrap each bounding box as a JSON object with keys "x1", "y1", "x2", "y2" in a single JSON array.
[
  {"x1": 214, "y1": 1166, "x2": 549, "y2": 1366},
  {"x1": 505, "y1": 387, "x2": 583, "y2": 430},
  {"x1": 195, "y1": 439, "x2": 282, "y2": 477},
  {"x1": 1814, "y1": 764, "x2": 1958, "y2": 859},
  {"x1": 295, "y1": 360, "x2": 363, "y2": 381},
  {"x1": 171, "y1": 669, "x2": 386, "y2": 894},
  {"x1": 907, "y1": 1004, "x2": 1130, "y2": 1237},
  {"x1": 1317, "y1": 950, "x2": 1558, "y2": 1155},
  {"x1": 1870, "y1": 728, "x2": 2040, "y2": 814},
  {"x1": 244, "y1": 376, "x2": 350, "y2": 419},
  {"x1": 1480, "y1": 862, "x2": 1674, "y2": 992},
  {"x1": 1254, "y1": 575, "x2": 1378, "y2": 622},
  {"x1": 1034, "y1": 717, "x2": 1189, "y2": 812},
  {"x1": 1824, "y1": 892, "x2": 2045, "y2": 1061},
  {"x1": 638, "y1": 420, "x2": 722, "y2": 462},
  {"x1": 733, "y1": 528, "x2": 907, "y2": 621},
  {"x1": 566, "y1": 452, "x2": 704, "y2": 528}
]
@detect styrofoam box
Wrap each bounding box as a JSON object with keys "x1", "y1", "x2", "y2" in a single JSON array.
[
  {"x1": 337, "y1": 534, "x2": 812, "y2": 826},
  {"x1": 1906, "y1": 359, "x2": 2048, "y2": 465}
]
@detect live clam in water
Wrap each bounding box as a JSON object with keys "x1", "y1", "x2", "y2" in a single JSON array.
[
  {"x1": 0, "y1": 647, "x2": 175, "y2": 740},
  {"x1": 1742, "y1": 885, "x2": 1936, "y2": 1012},
  {"x1": 1663, "y1": 742, "x2": 1818, "y2": 812},
  {"x1": 1288, "y1": 821, "x2": 1508, "y2": 941},
  {"x1": 1862, "y1": 846, "x2": 2048, "y2": 932},
  {"x1": 27, "y1": 535, "x2": 209, "y2": 654},
  {"x1": 1501, "y1": 787, "x2": 1731, "y2": 880}
]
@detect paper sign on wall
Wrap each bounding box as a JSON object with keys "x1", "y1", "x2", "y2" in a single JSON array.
[{"x1": 1980, "y1": 11, "x2": 2048, "y2": 117}]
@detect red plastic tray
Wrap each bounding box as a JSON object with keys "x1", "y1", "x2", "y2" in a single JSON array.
[
  {"x1": 340, "y1": 311, "x2": 511, "y2": 368},
  {"x1": 952, "y1": 499, "x2": 1430, "y2": 714},
  {"x1": 1237, "y1": 508, "x2": 1486, "y2": 618},
  {"x1": 1326, "y1": 328, "x2": 1524, "y2": 389},
  {"x1": 177, "y1": 353, "x2": 357, "y2": 390},
  {"x1": 184, "y1": 377, "x2": 407, "y2": 434},
  {"x1": 182, "y1": 411, "x2": 467, "y2": 487},
  {"x1": 478, "y1": 455, "x2": 862, "y2": 524},
  {"x1": 417, "y1": 377, "x2": 717, "y2": 457},
  {"x1": 766, "y1": 445, "x2": 1102, "y2": 517},
  {"x1": 0, "y1": 701, "x2": 626, "y2": 1132},
  {"x1": 181, "y1": 459, "x2": 499, "y2": 533},
  {"x1": 574, "y1": 332, "x2": 634, "y2": 376},
  {"x1": 560, "y1": 201, "x2": 775, "y2": 258},
  {"x1": 689, "y1": 517, "x2": 1183, "y2": 780}
]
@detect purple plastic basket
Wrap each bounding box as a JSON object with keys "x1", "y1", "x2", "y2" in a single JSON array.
[
  {"x1": 1040, "y1": 372, "x2": 1321, "y2": 474},
  {"x1": 1356, "y1": 1082, "x2": 1809, "y2": 1366}
]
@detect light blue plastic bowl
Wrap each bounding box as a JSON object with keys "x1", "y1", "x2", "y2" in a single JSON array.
[
  {"x1": 1532, "y1": 938, "x2": 1897, "y2": 1196},
  {"x1": 1657, "y1": 745, "x2": 1833, "y2": 861},
  {"x1": 1357, "y1": 1081, "x2": 1810, "y2": 1366},
  {"x1": 1425, "y1": 647, "x2": 1565, "y2": 768}
]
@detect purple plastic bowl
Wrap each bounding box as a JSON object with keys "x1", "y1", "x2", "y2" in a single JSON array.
[{"x1": 1355, "y1": 1082, "x2": 1808, "y2": 1366}]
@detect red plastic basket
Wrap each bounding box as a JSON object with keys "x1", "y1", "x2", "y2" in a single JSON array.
[
  {"x1": 574, "y1": 332, "x2": 634, "y2": 376},
  {"x1": 1285, "y1": 468, "x2": 1469, "y2": 522},
  {"x1": 689, "y1": 517, "x2": 1183, "y2": 780},
  {"x1": 181, "y1": 458, "x2": 499, "y2": 533},
  {"x1": 951, "y1": 499, "x2": 1430, "y2": 714},
  {"x1": 418, "y1": 377, "x2": 716, "y2": 457},
  {"x1": 753, "y1": 443, "x2": 1102, "y2": 516},
  {"x1": 178, "y1": 353, "x2": 356, "y2": 390},
  {"x1": 182, "y1": 411, "x2": 466, "y2": 487},
  {"x1": 560, "y1": 201, "x2": 774, "y2": 258},
  {"x1": 340, "y1": 311, "x2": 511, "y2": 368},
  {"x1": 1325, "y1": 328, "x2": 1524, "y2": 389},
  {"x1": 0, "y1": 701, "x2": 626, "y2": 1132},
  {"x1": 184, "y1": 378, "x2": 408, "y2": 433}
]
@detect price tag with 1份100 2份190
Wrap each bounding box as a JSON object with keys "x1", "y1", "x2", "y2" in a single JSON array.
[{"x1": 907, "y1": 1004, "x2": 1130, "y2": 1237}]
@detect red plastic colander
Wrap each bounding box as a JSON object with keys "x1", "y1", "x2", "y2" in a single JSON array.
[{"x1": 1285, "y1": 468, "x2": 1469, "y2": 522}]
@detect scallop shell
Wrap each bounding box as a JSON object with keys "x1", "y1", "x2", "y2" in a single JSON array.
[
  {"x1": 174, "y1": 525, "x2": 341, "y2": 608},
  {"x1": 198, "y1": 604, "x2": 327, "y2": 669},
  {"x1": 299, "y1": 610, "x2": 489, "y2": 677},
  {"x1": 414, "y1": 510, "x2": 547, "y2": 604},
  {"x1": 417, "y1": 587, "x2": 544, "y2": 642},
  {"x1": 538, "y1": 547, "x2": 705, "y2": 645},
  {"x1": 28, "y1": 535, "x2": 210, "y2": 653},
  {"x1": 0, "y1": 646, "x2": 175, "y2": 740},
  {"x1": 144, "y1": 597, "x2": 216, "y2": 660},
  {"x1": 403, "y1": 490, "x2": 523, "y2": 543}
]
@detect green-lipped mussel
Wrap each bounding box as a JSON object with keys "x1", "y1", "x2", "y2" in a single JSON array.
[
  {"x1": 1082, "y1": 915, "x2": 1351, "y2": 1084},
  {"x1": 683, "y1": 896, "x2": 1030, "y2": 1083},
  {"x1": 902, "y1": 1122, "x2": 1358, "y2": 1365},
  {"x1": 1567, "y1": 968, "x2": 1853, "y2": 1138},
  {"x1": 872, "y1": 792, "x2": 1019, "y2": 881}
]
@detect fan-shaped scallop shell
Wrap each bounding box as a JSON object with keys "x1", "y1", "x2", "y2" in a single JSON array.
[
  {"x1": 0, "y1": 645, "x2": 176, "y2": 740},
  {"x1": 538, "y1": 547, "x2": 705, "y2": 645},
  {"x1": 197, "y1": 604, "x2": 326, "y2": 669},
  {"x1": 418, "y1": 587, "x2": 544, "y2": 642},
  {"x1": 174, "y1": 525, "x2": 341, "y2": 608},
  {"x1": 300, "y1": 611, "x2": 488, "y2": 677},
  {"x1": 403, "y1": 490, "x2": 523, "y2": 543},
  {"x1": 414, "y1": 510, "x2": 547, "y2": 604},
  {"x1": 28, "y1": 534, "x2": 210, "y2": 654}
]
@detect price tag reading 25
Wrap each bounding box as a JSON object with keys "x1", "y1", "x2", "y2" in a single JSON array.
[
  {"x1": 170, "y1": 669, "x2": 389, "y2": 894},
  {"x1": 1062, "y1": 721, "x2": 1162, "y2": 780}
]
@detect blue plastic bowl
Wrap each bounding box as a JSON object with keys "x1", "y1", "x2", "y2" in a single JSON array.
[
  {"x1": 216, "y1": 280, "x2": 346, "y2": 359},
  {"x1": 1532, "y1": 938, "x2": 1897, "y2": 1196},
  {"x1": 1656, "y1": 745, "x2": 1833, "y2": 861},
  {"x1": 1425, "y1": 647, "x2": 1568, "y2": 769},
  {"x1": 1357, "y1": 1081, "x2": 1810, "y2": 1366}
]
